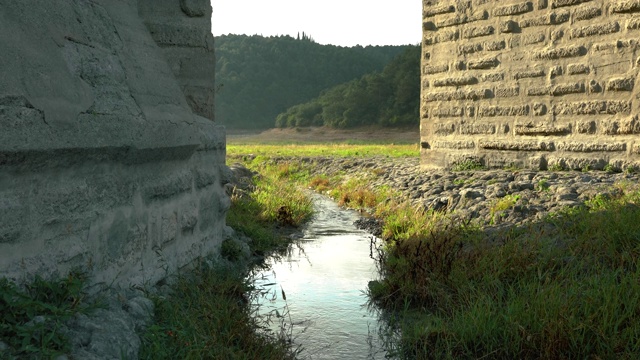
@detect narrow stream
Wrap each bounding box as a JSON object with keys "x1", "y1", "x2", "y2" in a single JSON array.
[{"x1": 252, "y1": 193, "x2": 389, "y2": 359}]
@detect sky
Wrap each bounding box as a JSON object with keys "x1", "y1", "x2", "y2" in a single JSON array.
[{"x1": 211, "y1": 0, "x2": 422, "y2": 47}]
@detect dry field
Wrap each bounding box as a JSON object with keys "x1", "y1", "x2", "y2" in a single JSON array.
[{"x1": 226, "y1": 126, "x2": 419, "y2": 144}]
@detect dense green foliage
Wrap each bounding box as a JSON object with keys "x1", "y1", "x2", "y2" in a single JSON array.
[
  {"x1": 368, "y1": 185, "x2": 640, "y2": 359},
  {"x1": 140, "y1": 265, "x2": 300, "y2": 360},
  {"x1": 0, "y1": 272, "x2": 95, "y2": 358},
  {"x1": 215, "y1": 34, "x2": 410, "y2": 129},
  {"x1": 275, "y1": 45, "x2": 421, "y2": 128}
]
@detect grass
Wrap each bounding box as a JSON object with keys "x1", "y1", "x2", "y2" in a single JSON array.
[
  {"x1": 229, "y1": 142, "x2": 640, "y2": 359},
  {"x1": 139, "y1": 153, "x2": 314, "y2": 359},
  {"x1": 140, "y1": 264, "x2": 298, "y2": 360},
  {"x1": 227, "y1": 143, "x2": 419, "y2": 158},
  {"x1": 489, "y1": 194, "x2": 521, "y2": 224},
  {"x1": 369, "y1": 184, "x2": 640, "y2": 359},
  {"x1": 0, "y1": 271, "x2": 97, "y2": 358}
]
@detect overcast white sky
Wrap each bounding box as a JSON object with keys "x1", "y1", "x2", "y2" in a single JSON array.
[{"x1": 211, "y1": 0, "x2": 422, "y2": 47}]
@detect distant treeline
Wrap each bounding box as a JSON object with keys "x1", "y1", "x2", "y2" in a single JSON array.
[
  {"x1": 215, "y1": 34, "x2": 411, "y2": 129},
  {"x1": 275, "y1": 45, "x2": 420, "y2": 128}
]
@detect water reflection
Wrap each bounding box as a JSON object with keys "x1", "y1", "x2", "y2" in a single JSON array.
[{"x1": 252, "y1": 193, "x2": 388, "y2": 359}]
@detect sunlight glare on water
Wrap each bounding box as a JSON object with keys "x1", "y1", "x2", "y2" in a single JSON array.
[{"x1": 252, "y1": 193, "x2": 388, "y2": 359}]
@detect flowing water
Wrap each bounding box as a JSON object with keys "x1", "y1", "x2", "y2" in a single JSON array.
[{"x1": 252, "y1": 193, "x2": 389, "y2": 359}]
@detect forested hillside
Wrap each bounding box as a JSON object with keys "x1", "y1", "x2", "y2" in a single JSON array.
[
  {"x1": 275, "y1": 45, "x2": 420, "y2": 128},
  {"x1": 215, "y1": 34, "x2": 409, "y2": 129}
]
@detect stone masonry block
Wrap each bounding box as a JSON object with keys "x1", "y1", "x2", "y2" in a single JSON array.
[
  {"x1": 533, "y1": 103, "x2": 548, "y2": 115},
  {"x1": 628, "y1": 18, "x2": 640, "y2": 30},
  {"x1": 519, "y1": 14, "x2": 549, "y2": 28},
  {"x1": 468, "y1": 57, "x2": 500, "y2": 69},
  {"x1": 588, "y1": 80, "x2": 602, "y2": 93},
  {"x1": 527, "y1": 86, "x2": 550, "y2": 96},
  {"x1": 495, "y1": 86, "x2": 520, "y2": 98},
  {"x1": 463, "y1": 26, "x2": 495, "y2": 39},
  {"x1": 567, "y1": 64, "x2": 590, "y2": 75},
  {"x1": 552, "y1": 101, "x2": 631, "y2": 115},
  {"x1": 551, "y1": 10, "x2": 571, "y2": 23},
  {"x1": 533, "y1": 45, "x2": 587, "y2": 60},
  {"x1": 611, "y1": 1, "x2": 640, "y2": 13},
  {"x1": 460, "y1": 124, "x2": 497, "y2": 134},
  {"x1": 423, "y1": 64, "x2": 449, "y2": 75},
  {"x1": 552, "y1": 0, "x2": 593, "y2": 8},
  {"x1": 485, "y1": 40, "x2": 506, "y2": 51},
  {"x1": 493, "y1": 2, "x2": 534, "y2": 16},
  {"x1": 432, "y1": 140, "x2": 476, "y2": 149},
  {"x1": 557, "y1": 142, "x2": 627, "y2": 152},
  {"x1": 573, "y1": 5, "x2": 602, "y2": 21},
  {"x1": 523, "y1": 33, "x2": 546, "y2": 44},
  {"x1": 550, "y1": 65, "x2": 563, "y2": 78},
  {"x1": 514, "y1": 68, "x2": 545, "y2": 79},
  {"x1": 520, "y1": 10, "x2": 569, "y2": 27},
  {"x1": 458, "y1": 43, "x2": 483, "y2": 55},
  {"x1": 577, "y1": 120, "x2": 597, "y2": 134},
  {"x1": 143, "y1": 172, "x2": 194, "y2": 203},
  {"x1": 557, "y1": 157, "x2": 608, "y2": 171},
  {"x1": 569, "y1": 22, "x2": 620, "y2": 39},
  {"x1": 479, "y1": 140, "x2": 554, "y2": 151},
  {"x1": 432, "y1": 75, "x2": 478, "y2": 87},
  {"x1": 481, "y1": 73, "x2": 505, "y2": 82},
  {"x1": 551, "y1": 29, "x2": 565, "y2": 41},
  {"x1": 439, "y1": 30, "x2": 460, "y2": 42},
  {"x1": 424, "y1": 4, "x2": 455, "y2": 17},
  {"x1": 434, "y1": 123, "x2": 456, "y2": 135},
  {"x1": 515, "y1": 121, "x2": 572, "y2": 135},
  {"x1": 180, "y1": 0, "x2": 210, "y2": 17},
  {"x1": 551, "y1": 82, "x2": 586, "y2": 96},
  {"x1": 603, "y1": 117, "x2": 640, "y2": 135},
  {"x1": 431, "y1": 107, "x2": 465, "y2": 117},
  {"x1": 501, "y1": 20, "x2": 519, "y2": 33},
  {"x1": 145, "y1": 22, "x2": 209, "y2": 48},
  {"x1": 423, "y1": 21, "x2": 437, "y2": 31},
  {"x1": 424, "y1": 89, "x2": 492, "y2": 102},
  {"x1": 479, "y1": 105, "x2": 530, "y2": 117},
  {"x1": 436, "y1": 15, "x2": 467, "y2": 28},
  {"x1": 606, "y1": 77, "x2": 635, "y2": 91}
]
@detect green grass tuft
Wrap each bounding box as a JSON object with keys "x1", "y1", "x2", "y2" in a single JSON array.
[{"x1": 0, "y1": 271, "x2": 96, "y2": 358}]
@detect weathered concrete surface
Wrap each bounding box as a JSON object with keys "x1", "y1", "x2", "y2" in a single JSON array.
[
  {"x1": 421, "y1": 0, "x2": 640, "y2": 170},
  {"x1": 0, "y1": 0, "x2": 227, "y2": 288}
]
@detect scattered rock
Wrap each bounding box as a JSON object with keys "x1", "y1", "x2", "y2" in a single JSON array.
[{"x1": 251, "y1": 155, "x2": 640, "y2": 230}]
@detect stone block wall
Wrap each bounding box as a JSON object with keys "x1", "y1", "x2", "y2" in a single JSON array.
[
  {"x1": 0, "y1": 0, "x2": 227, "y2": 288},
  {"x1": 138, "y1": 0, "x2": 216, "y2": 121},
  {"x1": 420, "y1": 0, "x2": 640, "y2": 170}
]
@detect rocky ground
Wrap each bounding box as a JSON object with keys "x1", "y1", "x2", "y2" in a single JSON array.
[{"x1": 250, "y1": 156, "x2": 640, "y2": 234}]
